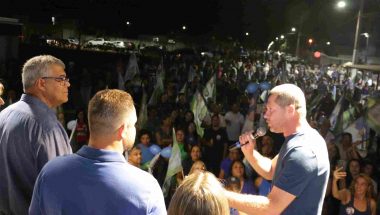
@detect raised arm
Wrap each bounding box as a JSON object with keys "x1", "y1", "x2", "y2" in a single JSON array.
[
  {"x1": 240, "y1": 132, "x2": 277, "y2": 180},
  {"x1": 332, "y1": 167, "x2": 349, "y2": 202}
]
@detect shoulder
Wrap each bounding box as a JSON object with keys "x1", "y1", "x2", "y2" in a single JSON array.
[{"x1": 38, "y1": 155, "x2": 75, "y2": 180}]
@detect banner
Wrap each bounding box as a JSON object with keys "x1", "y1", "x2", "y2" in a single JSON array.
[
  {"x1": 202, "y1": 74, "x2": 216, "y2": 103},
  {"x1": 366, "y1": 97, "x2": 380, "y2": 134},
  {"x1": 137, "y1": 88, "x2": 148, "y2": 130},
  {"x1": 191, "y1": 91, "x2": 209, "y2": 137},
  {"x1": 162, "y1": 128, "x2": 183, "y2": 197}
]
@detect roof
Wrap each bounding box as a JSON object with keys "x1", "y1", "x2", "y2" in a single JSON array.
[{"x1": 343, "y1": 64, "x2": 380, "y2": 73}]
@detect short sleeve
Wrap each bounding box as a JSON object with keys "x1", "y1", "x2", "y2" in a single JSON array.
[{"x1": 273, "y1": 147, "x2": 317, "y2": 196}]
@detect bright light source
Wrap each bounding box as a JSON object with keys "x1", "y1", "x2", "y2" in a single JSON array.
[
  {"x1": 126, "y1": 21, "x2": 131, "y2": 25},
  {"x1": 275, "y1": 37, "x2": 279, "y2": 41},
  {"x1": 314, "y1": 51, "x2": 321, "y2": 58},
  {"x1": 51, "y1": 17, "x2": 55, "y2": 25},
  {"x1": 182, "y1": 25, "x2": 187, "y2": 30},
  {"x1": 326, "y1": 41, "x2": 331, "y2": 45},
  {"x1": 308, "y1": 38, "x2": 313, "y2": 44},
  {"x1": 280, "y1": 35, "x2": 284, "y2": 39},
  {"x1": 291, "y1": 27, "x2": 296, "y2": 32},
  {"x1": 245, "y1": 32, "x2": 249, "y2": 36},
  {"x1": 361, "y1": 32, "x2": 369, "y2": 38},
  {"x1": 337, "y1": 1, "x2": 346, "y2": 8}
]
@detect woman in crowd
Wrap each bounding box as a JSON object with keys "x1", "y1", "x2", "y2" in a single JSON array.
[
  {"x1": 185, "y1": 122, "x2": 200, "y2": 151},
  {"x1": 332, "y1": 167, "x2": 376, "y2": 215},
  {"x1": 188, "y1": 160, "x2": 206, "y2": 175},
  {"x1": 229, "y1": 160, "x2": 256, "y2": 195},
  {"x1": 182, "y1": 145, "x2": 202, "y2": 175}
]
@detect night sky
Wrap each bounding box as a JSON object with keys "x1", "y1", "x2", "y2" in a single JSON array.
[{"x1": 2, "y1": 0, "x2": 380, "y2": 51}]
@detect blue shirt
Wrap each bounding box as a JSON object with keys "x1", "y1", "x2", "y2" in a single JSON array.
[
  {"x1": 30, "y1": 146, "x2": 167, "y2": 215},
  {"x1": 0, "y1": 94, "x2": 72, "y2": 215},
  {"x1": 273, "y1": 126, "x2": 330, "y2": 215}
]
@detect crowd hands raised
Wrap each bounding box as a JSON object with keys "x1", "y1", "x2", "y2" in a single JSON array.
[{"x1": 0, "y1": 48, "x2": 379, "y2": 215}]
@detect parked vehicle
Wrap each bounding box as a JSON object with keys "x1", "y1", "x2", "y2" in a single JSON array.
[{"x1": 86, "y1": 38, "x2": 108, "y2": 46}]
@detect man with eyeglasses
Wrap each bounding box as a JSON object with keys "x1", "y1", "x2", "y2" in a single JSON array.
[{"x1": 0, "y1": 55, "x2": 72, "y2": 215}]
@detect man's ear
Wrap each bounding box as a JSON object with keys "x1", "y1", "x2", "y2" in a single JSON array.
[
  {"x1": 118, "y1": 124, "x2": 126, "y2": 139},
  {"x1": 287, "y1": 104, "x2": 296, "y2": 115},
  {"x1": 34, "y1": 78, "x2": 46, "y2": 91}
]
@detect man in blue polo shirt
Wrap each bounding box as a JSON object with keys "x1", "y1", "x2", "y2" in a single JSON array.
[
  {"x1": 0, "y1": 55, "x2": 72, "y2": 215},
  {"x1": 30, "y1": 89, "x2": 166, "y2": 215},
  {"x1": 224, "y1": 84, "x2": 330, "y2": 215}
]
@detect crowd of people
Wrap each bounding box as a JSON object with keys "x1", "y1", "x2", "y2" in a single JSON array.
[{"x1": 0, "y1": 46, "x2": 379, "y2": 215}]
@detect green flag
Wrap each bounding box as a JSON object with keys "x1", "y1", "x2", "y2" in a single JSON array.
[
  {"x1": 137, "y1": 88, "x2": 148, "y2": 130},
  {"x1": 202, "y1": 74, "x2": 216, "y2": 103},
  {"x1": 191, "y1": 91, "x2": 209, "y2": 137},
  {"x1": 148, "y1": 71, "x2": 164, "y2": 106},
  {"x1": 162, "y1": 128, "x2": 183, "y2": 197},
  {"x1": 366, "y1": 97, "x2": 380, "y2": 133}
]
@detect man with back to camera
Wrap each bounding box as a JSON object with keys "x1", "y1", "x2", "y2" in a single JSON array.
[
  {"x1": 0, "y1": 55, "x2": 72, "y2": 215},
  {"x1": 29, "y1": 89, "x2": 167, "y2": 215},
  {"x1": 224, "y1": 84, "x2": 330, "y2": 215}
]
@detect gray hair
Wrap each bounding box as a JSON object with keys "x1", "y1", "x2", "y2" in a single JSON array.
[{"x1": 22, "y1": 55, "x2": 65, "y2": 91}]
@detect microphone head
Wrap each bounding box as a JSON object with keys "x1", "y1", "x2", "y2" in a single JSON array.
[{"x1": 256, "y1": 127, "x2": 267, "y2": 137}]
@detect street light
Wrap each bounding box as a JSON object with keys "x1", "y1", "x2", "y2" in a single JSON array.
[
  {"x1": 361, "y1": 32, "x2": 369, "y2": 62},
  {"x1": 245, "y1": 32, "x2": 249, "y2": 36},
  {"x1": 291, "y1": 27, "x2": 296, "y2": 32},
  {"x1": 337, "y1": 0, "x2": 365, "y2": 64},
  {"x1": 326, "y1": 41, "x2": 331, "y2": 45},
  {"x1": 337, "y1": 1, "x2": 346, "y2": 8},
  {"x1": 182, "y1": 25, "x2": 187, "y2": 31},
  {"x1": 280, "y1": 35, "x2": 285, "y2": 39}
]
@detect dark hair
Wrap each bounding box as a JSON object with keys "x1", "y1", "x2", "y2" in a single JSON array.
[
  {"x1": 229, "y1": 160, "x2": 247, "y2": 179},
  {"x1": 139, "y1": 129, "x2": 151, "y2": 139}
]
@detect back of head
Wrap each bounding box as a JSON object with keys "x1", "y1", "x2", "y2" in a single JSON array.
[
  {"x1": 88, "y1": 89, "x2": 135, "y2": 136},
  {"x1": 168, "y1": 171, "x2": 229, "y2": 215},
  {"x1": 22, "y1": 55, "x2": 65, "y2": 92},
  {"x1": 269, "y1": 84, "x2": 306, "y2": 118}
]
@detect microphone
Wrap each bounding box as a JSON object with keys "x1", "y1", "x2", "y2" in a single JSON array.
[{"x1": 229, "y1": 127, "x2": 267, "y2": 151}]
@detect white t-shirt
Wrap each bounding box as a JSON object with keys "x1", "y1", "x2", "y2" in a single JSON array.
[{"x1": 224, "y1": 111, "x2": 244, "y2": 141}]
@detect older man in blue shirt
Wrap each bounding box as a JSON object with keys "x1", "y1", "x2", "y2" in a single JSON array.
[
  {"x1": 0, "y1": 55, "x2": 72, "y2": 215},
  {"x1": 30, "y1": 89, "x2": 166, "y2": 215}
]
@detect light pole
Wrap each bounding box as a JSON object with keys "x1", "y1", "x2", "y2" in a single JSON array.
[
  {"x1": 361, "y1": 32, "x2": 369, "y2": 63},
  {"x1": 337, "y1": 0, "x2": 365, "y2": 64}
]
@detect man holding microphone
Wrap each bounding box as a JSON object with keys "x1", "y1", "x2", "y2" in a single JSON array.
[{"x1": 224, "y1": 84, "x2": 330, "y2": 215}]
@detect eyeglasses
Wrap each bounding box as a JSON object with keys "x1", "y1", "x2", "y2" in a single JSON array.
[{"x1": 41, "y1": 76, "x2": 70, "y2": 84}]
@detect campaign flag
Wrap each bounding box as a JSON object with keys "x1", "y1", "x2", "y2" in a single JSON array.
[
  {"x1": 162, "y1": 128, "x2": 183, "y2": 197},
  {"x1": 202, "y1": 74, "x2": 216, "y2": 102},
  {"x1": 137, "y1": 88, "x2": 148, "y2": 130},
  {"x1": 148, "y1": 71, "x2": 164, "y2": 106},
  {"x1": 191, "y1": 91, "x2": 209, "y2": 137},
  {"x1": 124, "y1": 53, "x2": 140, "y2": 81},
  {"x1": 366, "y1": 97, "x2": 380, "y2": 134}
]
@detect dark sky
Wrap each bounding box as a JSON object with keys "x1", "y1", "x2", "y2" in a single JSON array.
[{"x1": 2, "y1": 0, "x2": 380, "y2": 51}]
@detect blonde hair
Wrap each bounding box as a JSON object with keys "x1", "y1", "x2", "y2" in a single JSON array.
[
  {"x1": 349, "y1": 173, "x2": 374, "y2": 199},
  {"x1": 22, "y1": 55, "x2": 65, "y2": 91},
  {"x1": 168, "y1": 171, "x2": 230, "y2": 215},
  {"x1": 88, "y1": 89, "x2": 135, "y2": 135},
  {"x1": 269, "y1": 84, "x2": 306, "y2": 118}
]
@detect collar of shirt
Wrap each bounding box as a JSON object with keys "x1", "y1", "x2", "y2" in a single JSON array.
[
  {"x1": 20, "y1": 94, "x2": 55, "y2": 116},
  {"x1": 77, "y1": 145, "x2": 126, "y2": 163}
]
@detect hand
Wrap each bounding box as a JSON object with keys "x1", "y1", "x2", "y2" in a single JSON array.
[
  {"x1": 239, "y1": 131, "x2": 256, "y2": 157},
  {"x1": 333, "y1": 167, "x2": 347, "y2": 180}
]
